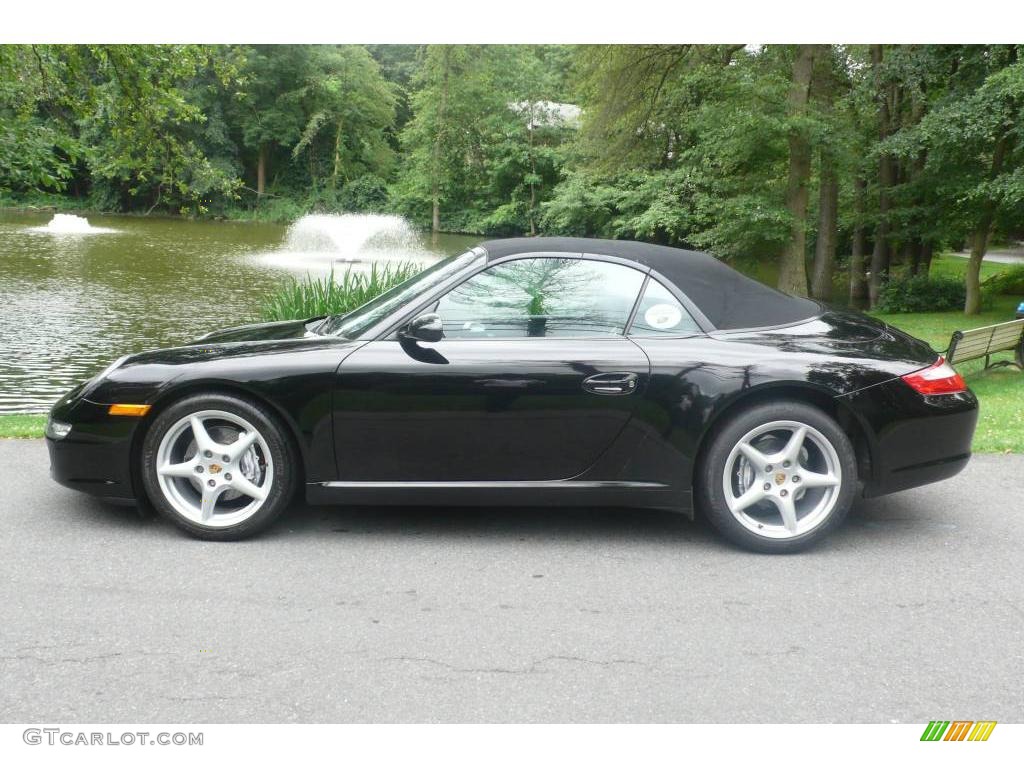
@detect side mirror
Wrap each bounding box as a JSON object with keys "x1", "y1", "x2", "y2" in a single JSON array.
[{"x1": 400, "y1": 312, "x2": 444, "y2": 343}]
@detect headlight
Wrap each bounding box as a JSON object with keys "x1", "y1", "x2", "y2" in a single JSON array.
[{"x1": 45, "y1": 418, "x2": 72, "y2": 440}]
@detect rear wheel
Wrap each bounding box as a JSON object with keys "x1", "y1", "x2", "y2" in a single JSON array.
[
  {"x1": 698, "y1": 401, "x2": 857, "y2": 553},
  {"x1": 141, "y1": 393, "x2": 295, "y2": 540}
]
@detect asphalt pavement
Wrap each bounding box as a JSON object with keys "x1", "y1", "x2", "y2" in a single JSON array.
[
  {"x1": 953, "y1": 247, "x2": 1024, "y2": 265},
  {"x1": 1, "y1": 439, "x2": 1022, "y2": 723}
]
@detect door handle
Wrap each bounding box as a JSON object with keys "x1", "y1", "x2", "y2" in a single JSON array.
[{"x1": 582, "y1": 372, "x2": 640, "y2": 396}]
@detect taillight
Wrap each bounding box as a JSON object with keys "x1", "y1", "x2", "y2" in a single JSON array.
[{"x1": 901, "y1": 356, "x2": 966, "y2": 395}]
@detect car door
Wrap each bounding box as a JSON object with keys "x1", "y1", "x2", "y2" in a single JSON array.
[{"x1": 331, "y1": 255, "x2": 652, "y2": 482}]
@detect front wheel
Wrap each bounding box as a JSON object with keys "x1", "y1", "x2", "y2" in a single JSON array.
[
  {"x1": 697, "y1": 401, "x2": 857, "y2": 553},
  {"x1": 141, "y1": 393, "x2": 296, "y2": 541}
]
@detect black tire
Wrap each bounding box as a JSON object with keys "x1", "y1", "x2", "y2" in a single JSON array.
[
  {"x1": 140, "y1": 393, "x2": 296, "y2": 541},
  {"x1": 697, "y1": 400, "x2": 857, "y2": 554}
]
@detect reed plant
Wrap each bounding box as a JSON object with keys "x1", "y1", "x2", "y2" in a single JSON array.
[{"x1": 260, "y1": 262, "x2": 420, "y2": 321}]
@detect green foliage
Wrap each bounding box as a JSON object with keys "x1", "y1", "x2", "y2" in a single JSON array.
[
  {"x1": 885, "y1": 48, "x2": 1024, "y2": 245},
  {"x1": 982, "y1": 264, "x2": 1024, "y2": 296},
  {"x1": 0, "y1": 46, "x2": 80, "y2": 194},
  {"x1": 393, "y1": 45, "x2": 573, "y2": 234},
  {"x1": 538, "y1": 170, "x2": 619, "y2": 237},
  {"x1": 565, "y1": 46, "x2": 808, "y2": 260},
  {"x1": 876, "y1": 275, "x2": 968, "y2": 313},
  {"x1": 337, "y1": 175, "x2": 390, "y2": 212},
  {"x1": 223, "y1": 195, "x2": 306, "y2": 224},
  {"x1": 286, "y1": 47, "x2": 397, "y2": 182},
  {"x1": 76, "y1": 45, "x2": 244, "y2": 215},
  {"x1": 259, "y1": 263, "x2": 420, "y2": 321}
]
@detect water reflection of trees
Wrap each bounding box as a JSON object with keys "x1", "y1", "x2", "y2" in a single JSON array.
[{"x1": 438, "y1": 258, "x2": 642, "y2": 337}]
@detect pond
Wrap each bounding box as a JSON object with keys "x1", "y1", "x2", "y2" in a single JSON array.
[{"x1": 0, "y1": 210, "x2": 477, "y2": 413}]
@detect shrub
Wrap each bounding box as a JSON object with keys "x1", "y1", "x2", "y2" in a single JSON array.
[
  {"x1": 224, "y1": 195, "x2": 305, "y2": 224},
  {"x1": 981, "y1": 264, "x2": 1024, "y2": 297},
  {"x1": 259, "y1": 262, "x2": 420, "y2": 322},
  {"x1": 338, "y1": 175, "x2": 390, "y2": 213},
  {"x1": 876, "y1": 275, "x2": 967, "y2": 313},
  {"x1": 471, "y1": 201, "x2": 528, "y2": 237}
]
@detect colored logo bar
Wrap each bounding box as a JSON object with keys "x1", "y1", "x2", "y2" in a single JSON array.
[{"x1": 920, "y1": 721, "x2": 997, "y2": 741}]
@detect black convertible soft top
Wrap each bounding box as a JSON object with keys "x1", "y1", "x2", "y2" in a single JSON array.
[{"x1": 479, "y1": 237, "x2": 820, "y2": 331}]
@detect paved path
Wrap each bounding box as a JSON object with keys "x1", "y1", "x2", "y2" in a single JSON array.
[
  {"x1": 952, "y1": 248, "x2": 1024, "y2": 265},
  {"x1": 1, "y1": 439, "x2": 1022, "y2": 723}
]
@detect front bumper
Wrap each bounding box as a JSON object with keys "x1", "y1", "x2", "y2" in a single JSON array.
[
  {"x1": 47, "y1": 386, "x2": 142, "y2": 502},
  {"x1": 840, "y1": 379, "x2": 979, "y2": 497}
]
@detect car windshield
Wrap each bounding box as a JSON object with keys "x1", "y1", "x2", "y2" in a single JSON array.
[{"x1": 319, "y1": 249, "x2": 483, "y2": 339}]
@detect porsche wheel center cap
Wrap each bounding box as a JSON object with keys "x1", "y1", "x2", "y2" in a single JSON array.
[
  {"x1": 209, "y1": 463, "x2": 223, "y2": 475},
  {"x1": 774, "y1": 472, "x2": 787, "y2": 486}
]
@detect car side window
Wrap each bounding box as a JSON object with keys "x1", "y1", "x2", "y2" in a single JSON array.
[
  {"x1": 628, "y1": 278, "x2": 700, "y2": 336},
  {"x1": 435, "y1": 257, "x2": 645, "y2": 339}
]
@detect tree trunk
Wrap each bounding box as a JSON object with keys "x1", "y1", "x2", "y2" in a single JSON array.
[
  {"x1": 849, "y1": 176, "x2": 868, "y2": 306},
  {"x1": 811, "y1": 146, "x2": 839, "y2": 301},
  {"x1": 331, "y1": 122, "x2": 344, "y2": 190},
  {"x1": 528, "y1": 183, "x2": 537, "y2": 236},
  {"x1": 868, "y1": 225, "x2": 890, "y2": 308},
  {"x1": 431, "y1": 48, "x2": 451, "y2": 234},
  {"x1": 919, "y1": 242, "x2": 934, "y2": 276},
  {"x1": 964, "y1": 132, "x2": 1013, "y2": 314},
  {"x1": 965, "y1": 226, "x2": 990, "y2": 315},
  {"x1": 907, "y1": 240, "x2": 923, "y2": 276},
  {"x1": 431, "y1": 190, "x2": 441, "y2": 233},
  {"x1": 777, "y1": 45, "x2": 820, "y2": 297},
  {"x1": 256, "y1": 143, "x2": 267, "y2": 199},
  {"x1": 868, "y1": 44, "x2": 893, "y2": 309},
  {"x1": 906, "y1": 84, "x2": 929, "y2": 279},
  {"x1": 528, "y1": 123, "x2": 537, "y2": 237}
]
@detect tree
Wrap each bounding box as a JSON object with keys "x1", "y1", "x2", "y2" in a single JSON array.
[
  {"x1": 473, "y1": 47, "x2": 576, "y2": 236},
  {"x1": 893, "y1": 46, "x2": 1024, "y2": 314},
  {"x1": 847, "y1": 175, "x2": 869, "y2": 305},
  {"x1": 286, "y1": 46, "x2": 397, "y2": 191},
  {"x1": 569, "y1": 45, "x2": 793, "y2": 258},
  {"x1": 233, "y1": 46, "x2": 308, "y2": 198},
  {"x1": 809, "y1": 46, "x2": 853, "y2": 302},
  {"x1": 866, "y1": 45, "x2": 897, "y2": 308},
  {"x1": 0, "y1": 46, "x2": 80, "y2": 196},
  {"x1": 777, "y1": 45, "x2": 824, "y2": 297},
  {"x1": 73, "y1": 45, "x2": 243, "y2": 214},
  {"x1": 396, "y1": 46, "x2": 490, "y2": 232},
  {"x1": 395, "y1": 45, "x2": 569, "y2": 234}
]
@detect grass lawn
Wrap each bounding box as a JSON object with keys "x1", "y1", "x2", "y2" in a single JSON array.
[
  {"x1": 927, "y1": 251, "x2": 1013, "y2": 282},
  {"x1": 0, "y1": 413, "x2": 47, "y2": 438}
]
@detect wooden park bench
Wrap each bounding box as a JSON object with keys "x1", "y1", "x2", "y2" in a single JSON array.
[{"x1": 946, "y1": 318, "x2": 1024, "y2": 371}]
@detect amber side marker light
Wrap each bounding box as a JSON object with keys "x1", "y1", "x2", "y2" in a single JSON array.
[
  {"x1": 901, "y1": 356, "x2": 967, "y2": 395},
  {"x1": 107, "y1": 404, "x2": 151, "y2": 417}
]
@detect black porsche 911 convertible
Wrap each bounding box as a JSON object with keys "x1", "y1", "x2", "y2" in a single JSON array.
[{"x1": 46, "y1": 237, "x2": 978, "y2": 552}]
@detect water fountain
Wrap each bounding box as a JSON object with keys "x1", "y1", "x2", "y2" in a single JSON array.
[
  {"x1": 29, "y1": 213, "x2": 117, "y2": 235},
  {"x1": 264, "y1": 213, "x2": 437, "y2": 274}
]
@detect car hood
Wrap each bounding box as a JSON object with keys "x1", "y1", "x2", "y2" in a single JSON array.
[{"x1": 191, "y1": 317, "x2": 324, "y2": 344}]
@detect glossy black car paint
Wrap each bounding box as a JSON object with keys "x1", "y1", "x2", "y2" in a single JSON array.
[{"x1": 47, "y1": 239, "x2": 979, "y2": 517}]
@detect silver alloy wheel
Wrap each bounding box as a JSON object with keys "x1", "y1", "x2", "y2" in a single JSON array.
[
  {"x1": 722, "y1": 419, "x2": 842, "y2": 539},
  {"x1": 154, "y1": 409, "x2": 273, "y2": 528}
]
